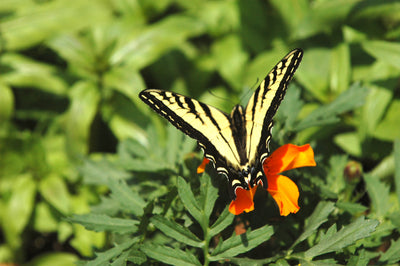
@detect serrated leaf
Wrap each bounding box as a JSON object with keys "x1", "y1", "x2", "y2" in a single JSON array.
[
  {"x1": 150, "y1": 215, "x2": 203, "y2": 247},
  {"x1": 304, "y1": 216, "x2": 379, "y2": 258},
  {"x1": 363, "y1": 174, "x2": 390, "y2": 218},
  {"x1": 177, "y1": 177, "x2": 202, "y2": 223},
  {"x1": 199, "y1": 173, "x2": 219, "y2": 221},
  {"x1": 379, "y1": 238, "x2": 400, "y2": 264},
  {"x1": 336, "y1": 202, "x2": 368, "y2": 215},
  {"x1": 69, "y1": 214, "x2": 139, "y2": 233},
  {"x1": 292, "y1": 201, "x2": 335, "y2": 247},
  {"x1": 127, "y1": 250, "x2": 147, "y2": 265},
  {"x1": 320, "y1": 224, "x2": 337, "y2": 241},
  {"x1": 209, "y1": 206, "x2": 235, "y2": 237},
  {"x1": 108, "y1": 178, "x2": 146, "y2": 216},
  {"x1": 348, "y1": 249, "x2": 377, "y2": 266},
  {"x1": 83, "y1": 238, "x2": 138, "y2": 266},
  {"x1": 141, "y1": 243, "x2": 201, "y2": 266},
  {"x1": 326, "y1": 155, "x2": 348, "y2": 194},
  {"x1": 210, "y1": 225, "x2": 274, "y2": 260},
  {"x1": 80, "y1": 159, "x2": 131, "y2": 185}
]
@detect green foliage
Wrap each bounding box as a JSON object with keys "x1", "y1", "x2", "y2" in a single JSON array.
[{"x1": 1, "y1": 0, "x2": 400, "y2": 265}]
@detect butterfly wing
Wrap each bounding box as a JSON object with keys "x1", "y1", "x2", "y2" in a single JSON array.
[
  {"x1": 245, "y1": 49, "x2": 303, "y2": 187},
  {"x1": 139, "y1": 89, "x2": 247, "y2": 196}
]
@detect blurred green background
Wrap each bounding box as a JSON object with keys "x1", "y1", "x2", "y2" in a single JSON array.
[{"x1": 1, "y1": 0, "x2": 400, "y2": 265}]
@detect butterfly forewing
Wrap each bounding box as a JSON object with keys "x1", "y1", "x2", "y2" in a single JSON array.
[
  {"x1": 139, "y1": 90, "x2": 242, "y2": 174},
  {"x1": 245, "y1": 49, "x2": 303, "y2": 167}
]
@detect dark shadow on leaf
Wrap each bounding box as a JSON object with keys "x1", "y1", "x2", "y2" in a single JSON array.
[{"x1": 240, "y1": 232, "x2": 249, "y2": 247}]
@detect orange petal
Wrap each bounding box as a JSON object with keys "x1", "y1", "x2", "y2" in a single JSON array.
[
  {"x1": 197, "y1": 158, "x2": 210, "y2": 174},
  {"x1": 229, "y1": 186, "x2": 258, "y2": 215},
  {"x1": 264, "y1": 144, "x2": 316, "y2": 175},
  {"x1": 267, "y1": 175, "x2": 300, "y2": 216}
]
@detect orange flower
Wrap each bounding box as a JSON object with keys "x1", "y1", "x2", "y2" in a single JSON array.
[{"x1": 198, "y1": 144, "x2": 316, "y2": 216}]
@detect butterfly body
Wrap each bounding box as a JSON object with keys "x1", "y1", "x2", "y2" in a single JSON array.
[{"x1": 139, "y1": 49, "x2": 303, "y2": 200}]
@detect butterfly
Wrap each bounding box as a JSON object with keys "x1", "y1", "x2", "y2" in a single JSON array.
[{"x1": 139, "y1": 49, "x2": 303, "y2": 200}]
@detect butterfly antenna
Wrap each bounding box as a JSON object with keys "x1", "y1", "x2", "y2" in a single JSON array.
[
  {"x1": 239, "y1": 77, "x2": 259, "y2": 104},
  {"x1": 206, "y1": 89, "x2": 232, "y2": 102}
]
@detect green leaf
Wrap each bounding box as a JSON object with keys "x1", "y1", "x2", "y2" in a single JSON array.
[
  {"x1": 395, "y1": 140, "x2": 400, "y2": 205},
  {"x1": 292, "y1": 201, "x2": 335, "y2": 248},
  {"x1": 104, "y1": 66, "x2": 146, "y2": 104},
  {"x1": 39, "y1": 174, "x2": 71, "y2": 215},
  {"x1": 348, "y1": 249, "x2": 378, "y2": 266},
  {"x1": 1, "y1": 0, "x2": 112, "y2": 50},
  {"x1": 177, "y1": 176, "x2": 203, "y2": 223},
  {"x1": 3, "y1": 174, "x2": 36, "y2": 247},
  {"x1": 80, "y1": 159, "x2": 131, "y2": 185},
  {"x1": 209, "y1": 206, "x2": 235, "y2": 237},
  {"x1": 150, "y1": 215, "x2": 203, "y2": 248},
  {"x1": 111, "y1": 15, "x2": 205, "y2": 68},
  {"x1": 304, "y1": 216, "x2": 379, "y2": 259},
  {"x1": 352, "y1": 0, "x2": 400, "y2": 19},
  {"x1": 84, "y1": 238, "x2": 138, "y2": 266},
  {"x1": 374, "y1": 100, "x2": 400, "y2": 141},
  {"x1": 0, "y1": 82, "x2": 14, "y2": 123},
  {"x1": 141, "y1": 243, "x2": 201, "y2": 266},
  {"x1": 29, "y1": 252, "x2": 79, "y2": 266},
  {"x1": 199, "y1": 173, "x2": 219, "y2": 221},
  {"x1": 277, "y1": 84, "x2": 303, "y2": 131},
  {"x1": 212, "y1": 34, "x2": 249, "y2": 90},
  {"x1": 362, "y1": 40, "x2": 400, "y2": 70},
  {"x1": 295, "y1": 48, "x2": 331, "y2": 102},
  {"x1": 210, "y1": 225, "x2": 274, "y2": 260},
  {"x1": 1, "y1": 53, "x2": 67, "y2": 94},
  {"x1": 334, "y1": 132, "x2": 362, "y2": 157},
  {"x1": 126, "y1": 250, "x2": 147, "y2": 265},
  {"x1": 79, "y1": 159, "x2": 145, "y2": 216},
  {"x1": 69, "y1": 214, "x2": 139, "y2": 233},
  {"x1": 325, "y1": 155, "x2": 348, "y2": 194},
  {"x1": 336, "y1": 202, "x2": 368, "y2": 215},
  {"x1": 330, "y1": 43, "x2": 350, "y2": 95},
  {"x1": 107, "y1": 178, "x2": 146, "y2": 217},
  {"x1": 295, "y1": 83, "x2": 369, "y2": 131},
  {"x1": 65, "y1": 81, "x2": 100, "y2": 157},
  {"x1": 363, "y1": 174, "x2": 390, "y2": 218},
  {"x1": 379, "y1": 238, "x2": 400, "y2": 264},
  {"x1": 360, "y1": 85, "x2": 392, "y2": 139}
]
